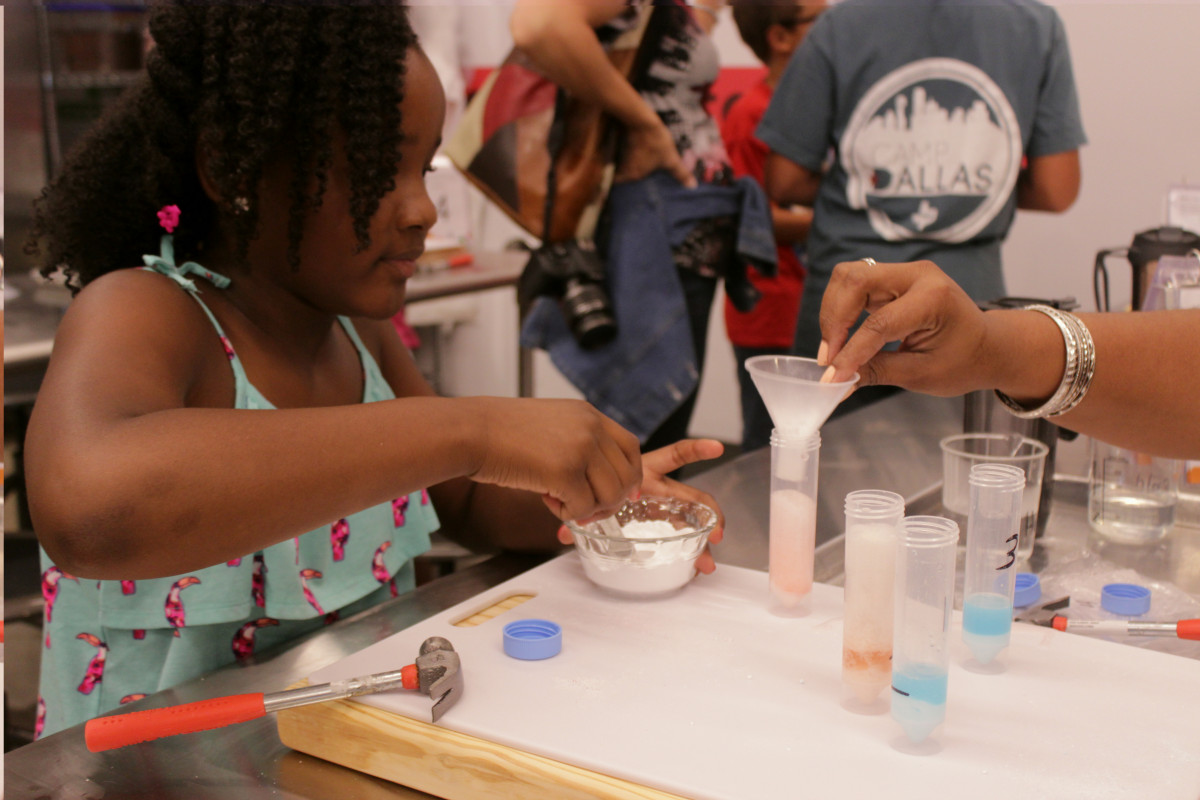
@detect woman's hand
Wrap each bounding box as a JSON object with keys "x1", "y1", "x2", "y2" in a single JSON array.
[
  {"x1": 818, "y1": 259, "x2": 997, "y2": 397},
  {"x1": 556, "y1": 438, "x2": 727, "y2": 574},
  {"x1": 617, "y1": 118, "x2": 696, "y2": 188}
]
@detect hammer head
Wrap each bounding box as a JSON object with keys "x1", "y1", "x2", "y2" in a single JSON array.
[
  {"x1": 415, "y1": 636, "x2": 463, "y2": 722},
  {"x1": 1014, "y1": 596, "x2": 1070, "y2": 626}
]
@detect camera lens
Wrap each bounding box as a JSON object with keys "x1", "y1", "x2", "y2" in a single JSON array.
[{"x1": 562, "y1": 279, "x2": 617, "y2": 350}]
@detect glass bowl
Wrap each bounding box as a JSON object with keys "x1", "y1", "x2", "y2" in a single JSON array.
[{"x1": 565, "y1": 495, "x2": 718, "y2": 598}]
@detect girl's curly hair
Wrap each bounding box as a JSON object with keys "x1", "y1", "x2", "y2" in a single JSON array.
[{"x1": 27, "y1": 0, "x2": 418, "y2": 291}]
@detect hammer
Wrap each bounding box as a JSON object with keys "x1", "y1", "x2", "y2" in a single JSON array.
[{"x1": 85, "y1": 636, "x2": 463, "y2": 752}]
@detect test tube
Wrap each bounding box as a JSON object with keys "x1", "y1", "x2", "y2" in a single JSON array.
[
  {"x1": 892, "y1": 516, "x2": 958, "y2": 745},
  {"x1": 769, "y1": 430, "x2": 820, "y2": 616},
  {"x1": 842, "y1": 490, "x2": 904, "y2": 706},
  {"x1": 962, "y1": 463, "x2": 1025, "y2": 665}
]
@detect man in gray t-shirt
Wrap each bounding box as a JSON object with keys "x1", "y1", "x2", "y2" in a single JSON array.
[{"x1": 757, "y1": 0, "x2": 1086, "y2": 358}]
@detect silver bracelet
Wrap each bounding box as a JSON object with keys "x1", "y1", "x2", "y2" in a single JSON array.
[
  {"x1": 994, "y1": 304, "x2": 1095, "y2": 419},
  {"x1": 1051, "y1": 310, "x2": 1095, "y2": 417}
]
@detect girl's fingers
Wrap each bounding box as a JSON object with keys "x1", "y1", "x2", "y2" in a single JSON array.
[{"x1": 642, "y1": 438, "x2": 724, "y2": 478}]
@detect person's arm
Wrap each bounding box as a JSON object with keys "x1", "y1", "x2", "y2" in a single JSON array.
[
  {"x1": 509, "y1": 0, "x2": 694, "y2": 186},
  {"x1": 687, "y1": 0, "x2": 726, "y2": 35},
  {"x1": 721, "y1": 101, "x2": 812, "y2": 247},
  {"x1": 817, "y1": 259, "x2": 1200, "y2": 459},
  {"x1": 1016, "y1": 150, "x2": 1081, "y2": 212},
  {"x1": 771, "y1": 204, "x2": 812, "y2": 247},
  {"x1": 24, "y1": 271, "x2": 642, "y2": 579},
  {"x1": 764, "y1": 151, "x2": 822, "y2": 207},
  {"x1": 369, "y1": 318, "x2": 727, "y2": 566}
]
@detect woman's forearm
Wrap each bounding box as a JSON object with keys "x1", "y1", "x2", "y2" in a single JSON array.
[{"x1": 986, "y1": 309, "x2": 1200, "y2": 457}]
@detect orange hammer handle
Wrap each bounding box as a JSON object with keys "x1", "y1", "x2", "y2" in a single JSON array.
[
  {"x1": 85, "y1": 693, "x2": 266, "y2": 752},
  {"x1": 1179, "y1": 619, "x2": 1200, "y2": 641}
]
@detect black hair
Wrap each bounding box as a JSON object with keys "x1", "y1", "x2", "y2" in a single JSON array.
[
  {"x1": 27, "y1": 0, "x2": 418, "y2": 291},
  {"x1": 730, "y1": 1, "x2": 804, "y2": 64}
]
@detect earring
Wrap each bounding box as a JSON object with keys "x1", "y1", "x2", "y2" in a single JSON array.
[{"x1": 233, "y1": 196, "x2": 250, "y2": 214}]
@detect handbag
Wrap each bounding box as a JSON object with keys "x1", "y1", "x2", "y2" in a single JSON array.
[{"x1": 444, "y1": 6, "x2": 657, "y2": 243}]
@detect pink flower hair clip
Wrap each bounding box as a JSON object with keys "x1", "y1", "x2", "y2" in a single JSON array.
[{"x1": 157, "y1": 204, "x2": 181, "y2": 233}]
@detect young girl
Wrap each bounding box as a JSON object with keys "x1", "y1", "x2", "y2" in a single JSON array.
[{"x1": 25, "y1": 0, "x2": 724, "y2": 738}]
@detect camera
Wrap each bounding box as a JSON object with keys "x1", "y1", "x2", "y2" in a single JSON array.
[{"x1": 519, "y1": 239, "x2": 617, "y2": 350}]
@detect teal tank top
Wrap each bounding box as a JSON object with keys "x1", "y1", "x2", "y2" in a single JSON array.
[{"x1": 36, "y1": 240, "x2": 438, "y2": 737}]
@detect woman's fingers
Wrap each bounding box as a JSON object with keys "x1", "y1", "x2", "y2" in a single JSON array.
[
  {"x1": 829, "y1": 288, "x2": 943, "y2": 386},
  {"x1": 819, "y1": 260, "x2": 988, "y2": 394},
  {"x1": 819, "y1": 259, "x2": 921, "y2": 367}
]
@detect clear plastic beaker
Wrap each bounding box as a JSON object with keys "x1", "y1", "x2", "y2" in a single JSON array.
[
  {"x1": 940, "y1": 433, "x2": 1047, "y2": 561},
  {"x1": 962, "y1": 464, "x2": 1024, "y2": 665},
  {"x1": 842, "y1": 490, "x2": 904, "y2": 706},
  {"x1": 769, "y1": 430, "x2": 820, "y2": 616},
  {"x1": 892, "y1": 516, "x2": 958, "y2": 745},
  {"x1": 1088, "y1": 439, "x2": 1180, "y2": 544}
]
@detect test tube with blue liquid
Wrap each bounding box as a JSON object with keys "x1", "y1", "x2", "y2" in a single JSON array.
[
  {"x1": 892, "y1": 516, "x2": 957, "y2": 745},
  {"x1": 962, "y1": 463, "x2": 1025, "y2": 665}
]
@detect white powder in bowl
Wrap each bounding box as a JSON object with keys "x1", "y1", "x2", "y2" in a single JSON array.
[
  {"x1": 620, "y1": 520, "x2": 682, "y2": 539},
  {"x1": 578, "y1": 520, "x2": 701, "y2": 597}
]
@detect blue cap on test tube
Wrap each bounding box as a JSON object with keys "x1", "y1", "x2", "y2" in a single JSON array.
[
  {"x1": 962, "y1": 464, "x2": 1025, "y2": 666},
  {"x1": 892, "y1": 516, "x2": 958, "y2": 746}
]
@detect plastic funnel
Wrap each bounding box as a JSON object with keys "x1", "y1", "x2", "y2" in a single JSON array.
[{"x1": 746, "y1": 356, "x2": 859, "y2": 439}]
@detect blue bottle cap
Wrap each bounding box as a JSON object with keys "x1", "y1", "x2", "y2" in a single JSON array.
[
  {"x1": 1013, "y1": 572, "x2": 1041, "y2": 608},
  {"x1": 1101, "y1": 583, "x2": 1151, "y2": 616},
  {"x1": 503, "y1": 619, "x2": 562, "y2": 660}
]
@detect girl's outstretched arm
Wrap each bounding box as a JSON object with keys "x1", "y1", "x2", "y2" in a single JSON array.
[
  {"x1": 25, "y1": 271, "x2": 642, "y2": 579},
  {"x1": 371, "y1": 315, "x2": 727, "y2": 556}
]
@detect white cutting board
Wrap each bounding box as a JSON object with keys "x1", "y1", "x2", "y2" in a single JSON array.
[{"x1": 307, "y1": 554, "x2": 1200, "y2": 800}]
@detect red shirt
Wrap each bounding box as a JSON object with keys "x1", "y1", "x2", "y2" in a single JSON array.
[{"x1": 719, "y1": 79, "x2": 806, "y2": 348}]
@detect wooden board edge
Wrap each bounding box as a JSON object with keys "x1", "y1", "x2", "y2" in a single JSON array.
[{"x1": 276, "y1": 697, "x2": 690, "y2": 800}]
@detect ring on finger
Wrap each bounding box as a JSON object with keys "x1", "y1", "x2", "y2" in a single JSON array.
[{"x1": 860, "y1": 257, "x2": 877, "y2": 267}]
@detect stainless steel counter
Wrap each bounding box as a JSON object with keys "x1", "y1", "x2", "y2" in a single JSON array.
[
  {"x1": 692, "y1": 391, "x2": 961, "y2": 581},
  {"x1": 6, "y1": 390, "x2": 1198, "y2": 798}
]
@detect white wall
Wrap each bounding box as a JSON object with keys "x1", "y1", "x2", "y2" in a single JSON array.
[
  {"x1": 422, "y1": 1, "x2": 1200, "y2": 444},
  {"x1": 1002, "y1": 2, "x2": 1200, "y2": 311}
]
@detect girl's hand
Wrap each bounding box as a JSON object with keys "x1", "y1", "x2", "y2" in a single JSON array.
[
  {"x1": 470, "y1": 397, "x2": 643, "y2": 524},
  {"x1": 616, "y1": 118, "x2": 696, "y2": 188},
  {"x1": 556, "y1": 438, "x2": 727, "y2": 574}
]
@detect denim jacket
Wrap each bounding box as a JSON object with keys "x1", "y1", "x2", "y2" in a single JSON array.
[{"x1": 520, "y1": 171, "x2": 776, "y2": 442}]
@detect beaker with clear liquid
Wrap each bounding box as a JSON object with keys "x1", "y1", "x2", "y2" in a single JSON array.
[{"x1": 1089, "y1": 439, "x2": 1180, "y2": 544}]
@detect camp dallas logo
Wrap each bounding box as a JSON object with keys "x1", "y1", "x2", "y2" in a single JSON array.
[{"x1": 841, "y1": 58, "x2": 1021, "y2": 243}]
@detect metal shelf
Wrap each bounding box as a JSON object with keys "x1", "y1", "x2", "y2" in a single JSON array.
[
  {"x1": 35, "y1": 0, "x2": 149, "y2": 176},
  {"x1": 48, "y1": 69, "x2": 142, "y2": 91}
]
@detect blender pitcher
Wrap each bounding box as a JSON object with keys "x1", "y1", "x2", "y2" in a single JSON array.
[{"x1": 1094, "y1": 226, "x2": 1200, "y2": 311}]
